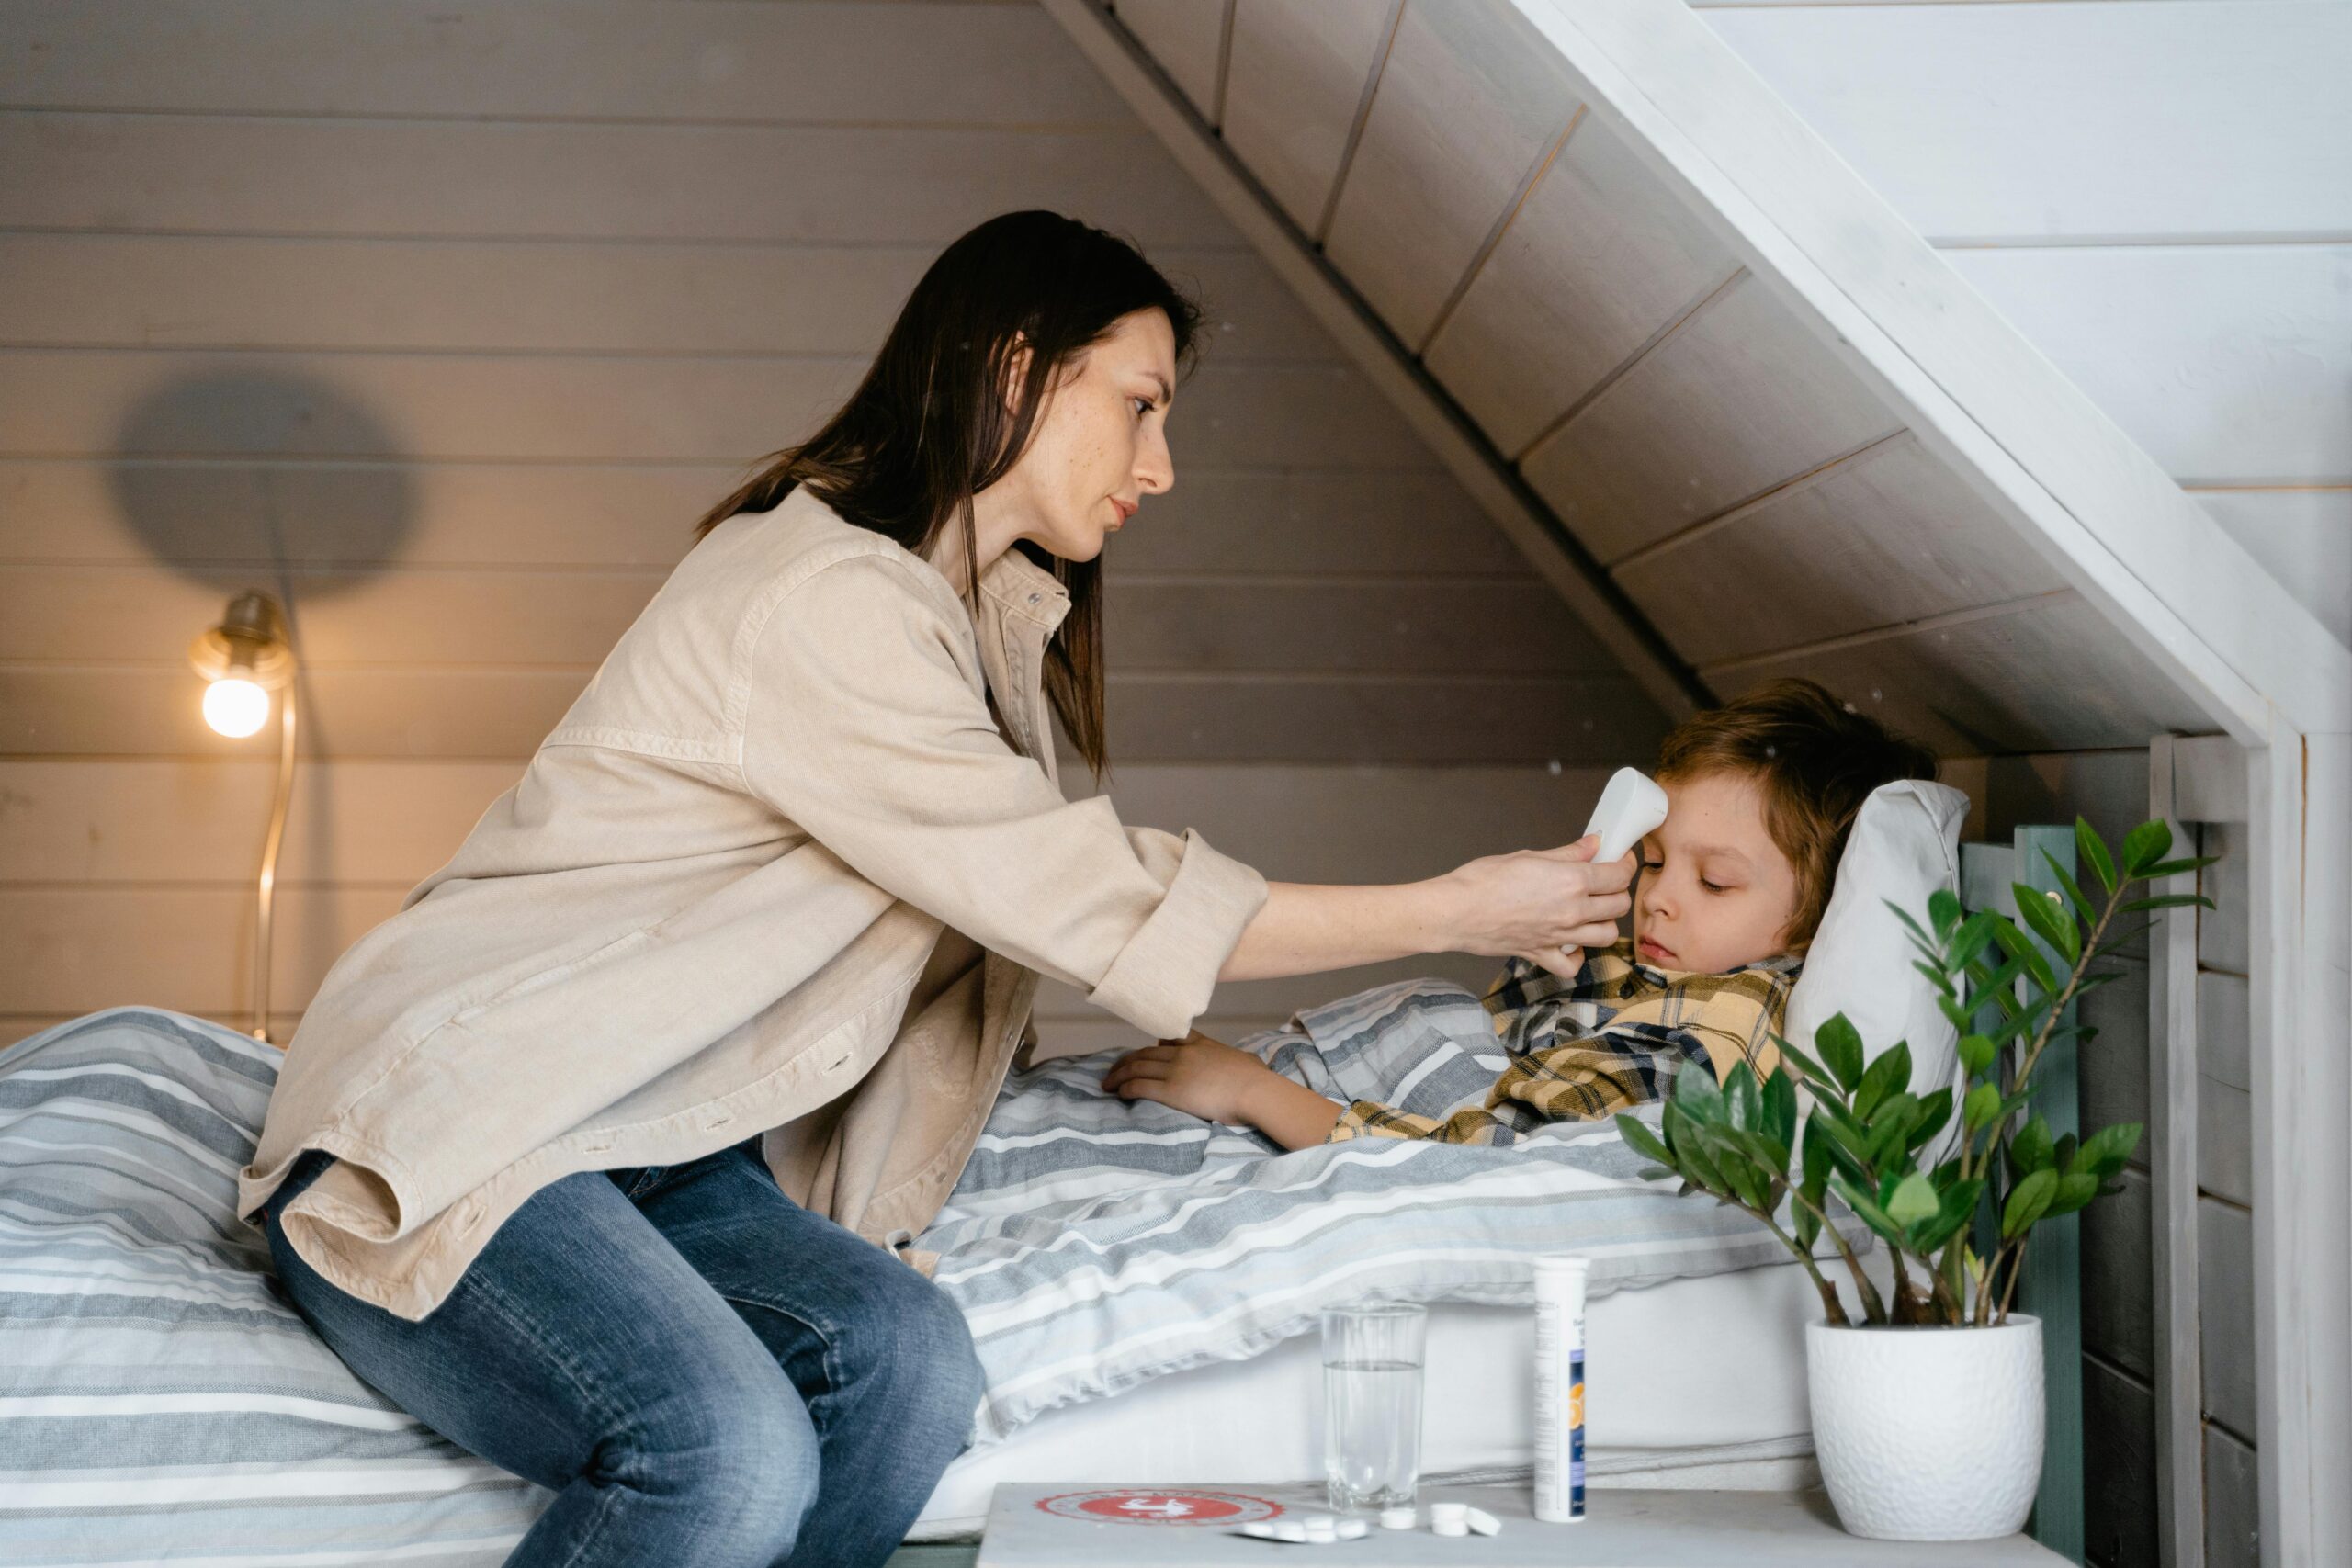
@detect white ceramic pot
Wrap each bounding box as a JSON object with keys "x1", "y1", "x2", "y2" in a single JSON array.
[{"x1": 1804, "y1": 1315, "x2": 2043, "y2": 1541}]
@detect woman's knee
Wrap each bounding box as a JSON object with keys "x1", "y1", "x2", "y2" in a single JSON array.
[
  {"x1": 834, "y1": 1266, "x2": 985, "y2": 1440},
  {"x1": 612, "y1": 1359, "x2": 820, "y2": 1555}
]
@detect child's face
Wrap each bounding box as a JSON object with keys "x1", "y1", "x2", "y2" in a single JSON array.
[{"x1": 1633, "y1": 770, "x2": 1802, "y2": 974}]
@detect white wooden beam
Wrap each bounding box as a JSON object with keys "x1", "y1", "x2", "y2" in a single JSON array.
[
  {"x1": 1506, "y1": 0, "x2": 2352, "y2": 748},
  {"x1": 1038, "y1": 0, "x2": 1706, "y2": 723},
  {"x1": 2146, "y1": 733, "x2": 2205, "y2": 1568}
]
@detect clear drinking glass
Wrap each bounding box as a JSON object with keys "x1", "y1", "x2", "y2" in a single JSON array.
[{"x1": 1320, "y1": 1301, "x2": 1427, "y2": 1513}]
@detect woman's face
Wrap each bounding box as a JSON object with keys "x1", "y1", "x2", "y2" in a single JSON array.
[
  {"x1": 1633, "y1": 769, "x2": 1803, "y2": 975},
  {"x1": 986, "y1": 308, "x2": 1178, "y2": 563}
]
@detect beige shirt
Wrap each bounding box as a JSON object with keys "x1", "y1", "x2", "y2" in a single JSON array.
[{"x1": 240, "y1": 485, "x2": 1270, "y2": 1322}]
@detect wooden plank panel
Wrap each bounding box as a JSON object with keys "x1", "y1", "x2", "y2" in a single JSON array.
[
  {"x1": 2203, "y1": 1423, "x2": 2260, "y2": 1568},
  {"x1": 2192, "y1": 491, "x2": 2351, "y2": 649},
  {"x1": 0, "y1": 460, "x2": 1521, "y2": 575},
  {"x1": 0, "y1": 352, "x2": 1432, "y2": 470},
  {"x1": 1321, "y1": 0, "x2": 1580, "y2": 347},
  {"x1": 0, "y1": 566, "x2": 1611, "y2": 676},
  {"x1": 1218, "y1": 0, "x2": 1396, "y2": 233},
  {"x1": 0, "y1": 760, "x2": 517, "y2": 885},
  {"x1": 0, "y1": 236, "x2": 1331, "y2": 366},
  {"x1": 0, "y1": 665, "x2": 1664, "y2": 765},
  {"x1": 0, "y1": 0, "x2": 1129, "y2": 125},
  {"x1": 2078, "y1": 953, "x2": 2149, "y2": 1144},
  {"x1": 2082, "y1": 1355, "x2": 2160, "y2": 1568},
  {"x1": 1095, "y1": 672, "x2": 1667, "y2": 764},
  {"x1": 1706, "y1": 594, "x2": 2214, "y2": 756},
  {"x1": 2196, "y1": 971, "x2": 2251, "y2": 1093},
  {"x1": 2084, "y1": 1165, "x2": 2155, "y2": 1382},
  {"x1": 2197, "y1": 822, "x2": 2250, "y2": 976},
  {"x1": 1701, "y1": 3, "x2": 2352, "y2": 243},
  {"x1": 1520, "y1": 272, "x2": 1901, "y2": 565},
  {"x1": 0, "y1": 885, "x2": 401, "y2": 1015},
  {"x1": 2197, "y1": 965, "x2": 2255, "y2": 1208},
  {"x1": 0, "y1": 758, "x2": 1616, "y2": 892},
  {"x1": 2197, "y1": 1195, "x2": 2257, "y2": 1444},
  {"x1": 1615, "y1": 434, "x2": 2061, "y2": 666},
  {"x1": 1113, "y1": 0, "x2": 1229, "y2": 119},
  {"x1": 1424, "y1": 113, "x2": 1735, "y2": 457},
  {"x1": 0, "y1": 114, "x2": 1233, "y2": 246},
  {"x1": 2171, "y1": 735, "x2": 2249, "y2": 827},
  {"x1": 1946, "y1": 245, "x2": 2352, "y2": 490}
]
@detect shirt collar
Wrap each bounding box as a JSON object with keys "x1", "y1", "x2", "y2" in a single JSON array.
[{"x1": 978, "y1": 546, "x2": 1072, "y2": 633}]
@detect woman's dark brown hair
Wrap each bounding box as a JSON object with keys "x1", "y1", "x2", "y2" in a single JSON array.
[
  {"x1": 691, "y1": 209, "x2": 1204, "y2": 778},
  {"x1": 1654, "y1": 678, "x2": 1939, "y2": 947}
]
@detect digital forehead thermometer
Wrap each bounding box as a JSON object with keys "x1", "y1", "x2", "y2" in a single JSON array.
[{"x1": 1581, "y1": 767, "x2": 1668, "y2": 863}]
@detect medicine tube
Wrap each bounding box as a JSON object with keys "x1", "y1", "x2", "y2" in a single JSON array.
[{"x1": 1532, "y1": 1255, "x2": 1589, "y2": 1523}]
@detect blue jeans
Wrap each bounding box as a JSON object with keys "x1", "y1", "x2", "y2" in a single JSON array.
[{"x1": 260, "y1": 1136, "x2": 983, "y2": 1568}]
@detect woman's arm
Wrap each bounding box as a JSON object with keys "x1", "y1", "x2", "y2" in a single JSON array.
[{"x1": 1219, "y1": 839, "x2": 1635, "y2": 985}]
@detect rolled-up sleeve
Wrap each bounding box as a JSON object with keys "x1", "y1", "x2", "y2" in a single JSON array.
[{"x1": 740, "y1": 554, "x2": 1269, "y2": 1040}]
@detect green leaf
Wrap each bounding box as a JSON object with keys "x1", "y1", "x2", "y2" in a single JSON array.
[
  {"x1": 1770, "y1": 1032, "x2": 1836, "y2": 1091},
  {"x1": 2009, "y1": 1115, "x2": 2055, "y2": 1176},
  {"x1": 2013, "y1": 882, "x2": 2083, "y2": 964},
  {"x1": 1884, "y1": 897, "x2": 1934, "y2": 947},
  {"x1": 1949, "y1": 911, "x2": 2002, "y2": 971},
  {"x1": 2120, "y1": 819, "x2": 2173, "y2": 879},
  {"x1": 1962, "y1": 1083, "x2": 2003, "y2": 1132},
  {"x1": 1828, "y1": 1172, "x2": 1907, "y2": 1249},
  {"x1": 1853, "y1": 1043, "x2": 1914, "y2": 1123},
  {"x1": 1792, "y1": 1198, "x2": 1821, "y2": 1251},
  {"x1": 1908, "y1": 1088, "x2": 1953, "y2": 1153},
  {"x1": 1992, "y1": 920, "x2": 2060, "y2": 993},
  {"x1": 2052, "y1": 1132, "x2": 2078, "y2": 1174},
  {"x1": 1761, "y1": 1067, "x2": 1798, "y2": 1151},
  {"x1": 1670, "y1": 1112, "x2": 1730, "y2": 1196},
  {"x1": 2002, "y1": 1168, "x2": 2058, "y2": 1240},
  {"x1": 2076, "y1": 818, "x2": 2117, "y2": 896},
  {"x1": 2138, "y1": 856, "x2": 2215, "y2": 881},
  {"x1": 1907, "y1": 1177, "x2": 1984, "y2": 1256},
  {"x1": 1886, "y1": 1171, "x2": 1939, "y2": 1226},
  {"x1": 1801, "y1": 1119, "x2": 1834, "y2": 1197},
  {"x1": 2075, "y1": 1122, "x2": 2144, "y2": 1179},
  {"x1": 1928, "y1": 887, "x2": 1963, "y2": 939},
  {"x1": 2045, "y1": 1171, "x2": 2101, "y2": 1218},
  {"x1": 1865, "y1": 1092, "x2": 1920, "y2": 1169},
  {"x1": 1958, "y1": 1032, "x2": 1997, "y2": 1079},
  {"x1": 2121, "y1": 894, "x2": 2213, "y2": 913},
  {"x1": 1615, "y1": 1114, "x2": 1675, "y2": 1170},
  {"x1": 1815, "y1": 1013, "x2": 1865, "y2": 1093},
  {"x1": 1727, "y1": 1061, "x2": 1762, "y2": 1133},
  {"x1": 2042, "y1": 852, "x2": 2099, "y2": 931},
  {"x1": 1674, "y1": 1056, "x2": 1725, "y2": 1123}
]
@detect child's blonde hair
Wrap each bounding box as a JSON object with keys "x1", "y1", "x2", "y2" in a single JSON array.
[{"x1": 1655, "y1": 679, "x2": 1937, "y2": 947}]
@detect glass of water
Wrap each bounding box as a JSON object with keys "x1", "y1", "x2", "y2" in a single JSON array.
[{"x1": 1321, "y1": 1301, "x2": 1427, "y2": 1513}]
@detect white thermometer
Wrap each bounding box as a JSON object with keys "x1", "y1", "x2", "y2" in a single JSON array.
[{"x1": 1580, "y1": 767, "x2": 1668, "y2": 863}]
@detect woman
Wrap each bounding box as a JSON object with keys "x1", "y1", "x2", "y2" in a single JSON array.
[{"x1": 241, "y1": 210, "x2": 1633, "y2": 1568}]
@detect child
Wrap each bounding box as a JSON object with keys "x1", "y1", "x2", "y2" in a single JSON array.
[{"x1": 1102, "y1": 679, "x2": 1936, "y2": 1150}]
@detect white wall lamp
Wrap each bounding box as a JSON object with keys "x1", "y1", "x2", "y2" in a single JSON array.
[{"x1": 187, "y1": 592, "x2": 298, "y2": 1043}]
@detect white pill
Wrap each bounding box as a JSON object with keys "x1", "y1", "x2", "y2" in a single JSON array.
[
  {"x1": 1379, "y1": 1506, "x2": 1418, "y2": 1530},
  {"x1": 1465, "y1": 1506, "x2": 1502, "y2": 1537},
  {"x1": 1303, "y1": 1515, "x2": 1337, "y2": 1532},
  {"x1": 1243, "y1": 1522, "x2": 1277, "y2": 1539},
  {"x1": 1429, "y1": 1502, "x2": 1468, "y2": 1526},
  {"x1": 1432, "y1": 1520, "x2": 1469, "y2": 1538},
  {"x1": 1275, "y1": 1521, "x2": 1307, "y2": 1543},
  {"x1": 1337, "y1": 1518, "x2": 1370, "y2": 1540}
]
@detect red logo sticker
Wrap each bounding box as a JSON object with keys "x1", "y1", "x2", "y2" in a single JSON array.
[{"x1": 1034, "y1": 1489, "x2": 1284, "y2": 1526}]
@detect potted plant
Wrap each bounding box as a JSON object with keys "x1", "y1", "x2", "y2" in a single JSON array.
[{"x1": 1615, "y1": 818, "x2": 2211, "y2": 1541}]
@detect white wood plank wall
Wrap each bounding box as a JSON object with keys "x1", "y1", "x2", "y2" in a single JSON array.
[
  {"x1": 0, "y1": 0, "x2": 1665, "y2": 1050},
  {"x1": 1690, "y1": 1, "x2": 2352, "y2": 651}
]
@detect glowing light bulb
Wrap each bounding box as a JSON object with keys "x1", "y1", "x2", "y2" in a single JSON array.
[{"x1": 203, "y1": 677, "x2": 271, "y2": 738}]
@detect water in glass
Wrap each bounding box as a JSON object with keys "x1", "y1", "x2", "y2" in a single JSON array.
[{"x1": 1320, "y1": 1303, "x2": 1426, "y2": 1512}]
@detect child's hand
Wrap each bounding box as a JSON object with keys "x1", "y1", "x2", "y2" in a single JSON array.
[{"x1": 1102, "y1": 1031, "x2": 1281, "y2": 1125}]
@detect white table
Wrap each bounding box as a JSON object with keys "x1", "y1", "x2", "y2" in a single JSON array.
[{"x1": 972, "y1": 1482, "x2": 2069, "y2": 1565}]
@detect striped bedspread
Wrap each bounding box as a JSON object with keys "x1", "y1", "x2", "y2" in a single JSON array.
[
  {"x1": 0, "y1": 1009, "x2": 547, "y2": 1566},
  {"x1": 922, "y1": 976, "x2": 1867, "y2": 1442}
]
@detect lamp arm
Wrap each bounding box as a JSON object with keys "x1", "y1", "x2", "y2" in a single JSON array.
[{"x1": 253, "y1": 677, "x2": 298, "y2": 1043}]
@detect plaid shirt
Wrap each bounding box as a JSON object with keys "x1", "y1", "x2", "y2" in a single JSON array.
[{"x1": 1325, "y1": 939, "x2": 1801, "y2": 1145}]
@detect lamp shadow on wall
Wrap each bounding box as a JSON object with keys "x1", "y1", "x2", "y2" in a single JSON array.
[{"x1": 108, "y1": 370, "x2": 421, "y2": 1027}]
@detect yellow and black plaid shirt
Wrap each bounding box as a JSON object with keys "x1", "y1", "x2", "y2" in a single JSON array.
[{"x1": 1325, "y1": 939, "x2": 1801, "y2": 1145}]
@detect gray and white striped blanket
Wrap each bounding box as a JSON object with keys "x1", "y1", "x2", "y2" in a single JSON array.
[{"x1": 922, "y1": 976, "x2": 1867, "y2": 1442}]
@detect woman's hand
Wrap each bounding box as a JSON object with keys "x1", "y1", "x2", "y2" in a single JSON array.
[
  {"x1": 1437, "y1": 833, "x2": 1634, "y2": 980},
  {"x1": 1103, "y1": 1032, "x2": 1347, "y2": 1150}
]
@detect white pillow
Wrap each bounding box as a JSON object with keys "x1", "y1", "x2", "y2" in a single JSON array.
[{"x1": 1783, "y1": 779, "x2": 1972, "y2": 1116}]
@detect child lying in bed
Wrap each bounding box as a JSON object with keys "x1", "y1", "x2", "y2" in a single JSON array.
[{"x1": 1102, "y1": 678, "x2": 1935, "y2": 1150}]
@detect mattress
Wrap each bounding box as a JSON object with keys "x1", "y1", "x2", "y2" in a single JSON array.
[{"x1": 910, "y1": 1258, "x2": 1830, "y2": 1540}]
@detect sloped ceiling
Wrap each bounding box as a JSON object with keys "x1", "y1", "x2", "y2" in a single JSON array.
[{"x1": 1065, "y1": 0, "x2": 2351, "y2": 753}]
